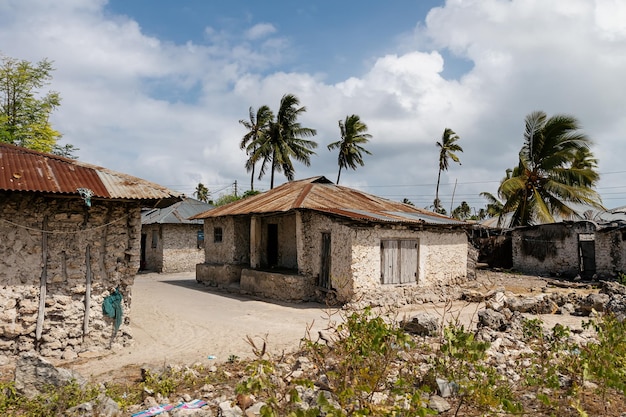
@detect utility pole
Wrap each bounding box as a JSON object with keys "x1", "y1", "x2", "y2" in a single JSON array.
[{"x1": 234, "y1": 180, "x2": 238, "y2": 197}]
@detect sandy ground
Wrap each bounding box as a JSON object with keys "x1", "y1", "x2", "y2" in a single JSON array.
[
  {"x1": 61, "y1": 270, "x2": 593, "y2": 382},
  {"x1": 63, "y1": 272, "x2": 333, "y2": 381}
]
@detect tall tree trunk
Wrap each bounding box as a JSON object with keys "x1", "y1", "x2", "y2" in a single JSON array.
[
  {"x1": 336, "y1": 167, "x2": 342, "y2": 184},
  {"x1": 435, "y1": 168, "x2": 442, "y2": 207},
  {"x1": 250, "y1": 163, "x2": 255, "y2": 191}
]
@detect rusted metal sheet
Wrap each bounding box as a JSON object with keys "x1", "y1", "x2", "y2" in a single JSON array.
[
  {"x1": 193, "y1": 176, "x2": 464, "y2": 226},
  {"x1": 0, "y1": 143, "x2": 181, "y2": 206}
]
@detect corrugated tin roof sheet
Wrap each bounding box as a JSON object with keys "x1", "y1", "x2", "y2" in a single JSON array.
[
  {"x1": 0, "y1": 143, "x2": 182, "y2": 207},
  {"x1": 193, "y1": 176, "x2": 465, "y2": 226},
  {"x1": 142, "y1": 197, "x2": 214, "y2": 224}
]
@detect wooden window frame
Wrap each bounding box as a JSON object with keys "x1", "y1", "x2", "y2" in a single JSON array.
[
  {"x1": 213, "y1": 227, "x2": 223, "y2": 243},
  {"x1": 380, "y1": 239, "x2": 418, "y2": 285}
]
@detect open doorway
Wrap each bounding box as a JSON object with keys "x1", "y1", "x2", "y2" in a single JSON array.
[
  {"x1": 578, "y1": 233, "x2": 596, "y2": 279},
  {"x1": 267, "y1": 223, "x2": 278, "y2": 267}
]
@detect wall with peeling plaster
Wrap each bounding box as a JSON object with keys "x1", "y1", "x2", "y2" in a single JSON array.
[{"x1": 0, "y1": 192, "x2": 141, "y2": 360}]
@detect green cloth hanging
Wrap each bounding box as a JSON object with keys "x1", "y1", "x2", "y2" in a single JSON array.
[{"x1": 102, "y1": 288, "x2": 123, "y2": 335}]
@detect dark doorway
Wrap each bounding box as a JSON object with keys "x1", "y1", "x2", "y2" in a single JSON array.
[
  {"x1": 267, "y1": 224, "x2": 278, "y2": 267},
  {"x1": 140, "y1": 233, "x2": 147, "y2": 270},
  {"x1": 578, "y1": 234, "x2": 596, "y2": 279},
  {"x1": 319, "y1": 233, "x2": 331, "y2": 289}
]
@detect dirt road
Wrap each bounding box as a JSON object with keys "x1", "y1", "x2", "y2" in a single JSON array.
[
  {"x1": 64, "y1": 270, "x2": 589, "y2": 382},
  {"x1": 66, "y1": 272, "x2": 332, "y2": 381}
]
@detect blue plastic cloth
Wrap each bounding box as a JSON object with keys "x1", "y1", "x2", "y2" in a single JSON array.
[{"x1": 102, "y1": 288, "x2": 123, "y2": 334}]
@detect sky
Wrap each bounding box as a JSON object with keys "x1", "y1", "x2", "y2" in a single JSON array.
[{"x1": 1, "y1": 0, "x2": 626, "y2": 213}]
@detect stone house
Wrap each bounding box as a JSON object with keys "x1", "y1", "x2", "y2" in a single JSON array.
[
  {"x1": 0, "y1": 143, "x2": 180, "y2": 360},
  {"x1": 193, "y1": 176, "x2": 468, "y2": 305},
  {"x1": 512, "y1": 220, "x2": 626, "y2": 279},
  {"x1": 141, "y1": 197, "x2": 213, "y2": 273}
]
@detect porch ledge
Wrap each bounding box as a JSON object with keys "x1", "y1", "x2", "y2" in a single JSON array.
[{"x1": 241, "y1": 268, "x2": 316, "y2": 303}]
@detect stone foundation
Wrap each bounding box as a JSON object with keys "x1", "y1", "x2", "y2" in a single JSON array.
[
  {"x1": 196, "y1": 263, "x2": 245, "y2": 287},
  {"x1": 240, "y1": 269, "x2": 316, "y2": 303}
]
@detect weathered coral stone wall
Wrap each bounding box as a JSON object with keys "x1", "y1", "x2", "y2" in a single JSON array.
[
  {"x1": 512, "y1": 222, "x2": 596, "y2": 277},
  {"x1": 0, "y1": 192, "x2": 141, "y2": 360},
  {"x1": 348, "y1": 225, "x2": 468, "y2": 305},
  {"x1": 203, "y1": 217, "x2": 250, "y2": 264},
  {"x1": 594, "y1": 228, "x2": 626, "y2": 277},
  {"x1": 198, "y1": 210, "x2": 468, "y2": 305},
  {"x1": 162, "y1": 224, "x2": 205, "y2": 273},
  {"x1": 142, "y1": 224, "x2": 204, "y2": 273},
  {"x1": 298, "y1": 212, "x2": 354, "y2": 301},
  {"x1": 299, "y1": 212, "x2": 468, "y2": 304}
]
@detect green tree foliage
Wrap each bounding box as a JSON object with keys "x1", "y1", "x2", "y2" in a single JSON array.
[
  {"x1": 239, "y1": 105, "x2": 273, "y2": 191},
  {"x1": 451, "y1": 201, "x2": 471, "y2": 220},
  {"x1": 214, "y1": 193, "x2": 240, "y2": 206},
  {"x1": 498, "y1": 111, "x2": 603, "y2": 227},
  {"x1": 193, "y1": 183, "x2": 211, "y2": 203},
  {"x1": 247, "y1": 94, "x2": 318, "y2": 189},
  {"x1": 0, "y1": 55, "x2": 62, "y2": 153},
  {"x1": 214, "y1": 189, "x2": 260, "y2": 207},
  {"x1": 327, "y1": 114, "x2": 372, "y2": 184},
  {"x1": 434, "y1": 128, "x2": 462, "y2": 214}
]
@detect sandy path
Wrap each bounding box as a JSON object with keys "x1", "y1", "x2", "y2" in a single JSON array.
[
  {"x1": 66, "y1": 272, "x2": 332, "y2": 381},
  {"x1": 63, "y1": 270, "x2": 590, "y2": 382}
]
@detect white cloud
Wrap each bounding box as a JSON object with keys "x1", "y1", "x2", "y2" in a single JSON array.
[
  {"x1": 245, "y1": 23, "x2": 277, "y2": 40},
  {"x1": 1, "y1": 0, "x2": 625, "y2": 209}
]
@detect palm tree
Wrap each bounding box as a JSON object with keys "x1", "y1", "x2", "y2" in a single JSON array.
[
  {"x1": 480, "y1": 192, "x2": 503, "y2": 216},
  {"x1": 452, "y1": 201, "x2": 471, "y2": 220},
  {"x1": 239, "y1": 105, "x2": 273, "y2": 191},
  {"x1": 327, "y1": 114, "x2": 372, "y2": 184},
  {"x1": 254, "y1": 94, "x2": 318, "y2": 189},
  {"x1": 435, "y1": 128, "x2": 463, "y2": 213},
  {"x1": 498, "y1": 111, "x2": 604, "y2": 227},
  {"x1": 194, "y1": 183, "x2": 210, "y2": 203}
]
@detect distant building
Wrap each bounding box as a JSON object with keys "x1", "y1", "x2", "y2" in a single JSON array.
[
  {"x1": 193, "y1": 176, "x2": 469, "y2": 305},
  {"x1": 512, "y1": 220, "x2": 626, "y2": 279},
  {"x1": 141, "y1": 198, "x2": 214, "y2": 273}
]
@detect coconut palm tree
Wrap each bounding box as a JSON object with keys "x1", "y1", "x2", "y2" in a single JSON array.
[
  {"x1": 327, "y1": 114, "x2": 372, "y2": 184},
  {"x1": 254, "y1": 94, "x2": 318, "y2": 189},
  {"x1": 194, "y1": 183, "x2": 210, "y2": 203},
  {"x1": 239, "y1": 105, "x2": 273, "y2": 191},
  {"x1": 452, "y1": 201, "x2": 472, "y2": 220},
  {"x1": 498, "y1": 111, "x2": 604, "y2": 227},
  {"x1": 435, "y1": 128, "x2": 462, "y2": 213}
]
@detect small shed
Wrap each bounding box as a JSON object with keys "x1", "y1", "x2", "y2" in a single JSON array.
[
  {"x1": 0, "y1": 143, "x2": 181, "y2": 359},
  {"x1": 193, "y1": 176, "x2": 468, "y2": 305},
  {"x1": 141, "y1": 197, "x2": 214, "y2": 273},
  {"x1": 512, "y1": 220, "x2": 626, "y2": 279}
]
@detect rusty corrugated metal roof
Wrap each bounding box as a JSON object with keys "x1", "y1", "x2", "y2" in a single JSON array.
[
  {"x1": 0, "y1": 143, "x2": 182, "y2": 207},
  {"x1": 193, "y1": 176, "x2": 465, "y2": 226}
]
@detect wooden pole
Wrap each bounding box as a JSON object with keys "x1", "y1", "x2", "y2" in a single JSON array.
[
  {"x1": 449, "y1": 178, "x2": 458, "y2": 217},
  {"x1": 35, "y1": 216, "x2": 48, "y2": 348},
  {"x1": 83, "y1": 245, "x2": 91, "y2": 340}
]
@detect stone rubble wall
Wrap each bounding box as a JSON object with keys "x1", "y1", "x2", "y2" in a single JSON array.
[
  {"x1": 143, "y1": 224, "x2": 204, "y2": 273},
  {"x1": 0, "y1": 192, "x2": 141, "y2": 361},
  {"x1": 299, "y1": 212, "x2": 468, "y2": 305},
  {"x1": 162, "y1": 224, "x2": 204, "y2": 273},
  {"x1": 350, "y1": 226, "x2": 468, "y2": 306},
  {"x1": 512, "y1": 222, "x2": 596, "y2": 277},
  {"x1": 203, "y1": 217, "x2": 250, "y2": 264},
  {"x1": 595, "y1": 228, "x2": 626, "y2": 277}
]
